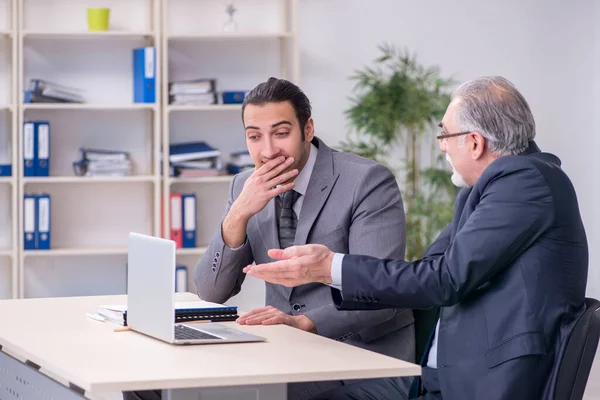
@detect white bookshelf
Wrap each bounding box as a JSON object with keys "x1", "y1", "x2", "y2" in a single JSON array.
[
  {"x1": 167, "y1": 104, "x2": 242, "y2": 112},
  {"x1": 21, "y1": 30, "x2": 155, "y2": 39},
  {"x1": 22, "y1": 103, "x2": 158, "y2": 111},
  {"x1": 17, "y1": 0, "x2": 161, "y2": 298},
  {"x1": 23, "y1": 247, "x2": 128, "y2": 257},
  {"x1": 161, "y1": 1, "x2": 299, "y2": 294},
  {"x1": 5, "y1": 0, "x2": 298, "y2": 299},
  {"x1": 0, "y1": 0, "x2": 17, "y2": 299}
]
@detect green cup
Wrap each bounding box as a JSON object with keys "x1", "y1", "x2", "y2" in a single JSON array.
[{"x1": 87, "y1": 8, "x2": 110, "y2": 31}]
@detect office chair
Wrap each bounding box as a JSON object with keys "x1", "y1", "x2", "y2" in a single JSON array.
[{"x1": 555, "y1": 297, "x2": 600, "y2": 400}]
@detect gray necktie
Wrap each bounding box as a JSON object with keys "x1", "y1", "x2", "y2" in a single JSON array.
[{"x1": 278, "y1": 190, "x2": 300, "y2": 249}]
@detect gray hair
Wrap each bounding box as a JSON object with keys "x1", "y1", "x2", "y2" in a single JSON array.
[{"x1": 451, "y1": 76, "x2": 536, "y2": 156}]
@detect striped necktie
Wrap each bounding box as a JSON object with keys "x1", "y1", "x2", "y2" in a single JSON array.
[{"x1": 278, "y1": 190, "x2": 300, "y2": 249}]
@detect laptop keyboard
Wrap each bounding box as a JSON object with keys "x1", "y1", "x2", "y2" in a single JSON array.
[{"x1": 175, "y1": 324, "x2": 222, "y2": 340}]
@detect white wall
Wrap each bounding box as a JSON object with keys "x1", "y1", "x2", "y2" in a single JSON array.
[{"x1": 298, "y1": 0, "x2": 599, "y2": 297}]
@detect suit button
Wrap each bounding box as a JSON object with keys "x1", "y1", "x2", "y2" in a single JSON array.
[
  {"x1": 292, "y1": 303, "x2": 301, "y2": 312},
  {"x1": 215, "y1": 252, "x2": 221, "y2": 258}
]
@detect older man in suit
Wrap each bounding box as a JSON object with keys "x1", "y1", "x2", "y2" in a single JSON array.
[
  {"x1": 244, "y1": 76, "x2": 589, "y2": 400},
  {"x1": 193, "y1": 77, "x2": 415, "y2": 400}
]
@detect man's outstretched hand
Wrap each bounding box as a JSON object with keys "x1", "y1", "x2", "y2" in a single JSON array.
[{"x1": 243, "y1": 244, "x2": 335, "y2": 287}]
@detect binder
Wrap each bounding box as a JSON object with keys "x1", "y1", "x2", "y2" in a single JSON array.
[
  {"x1": 23, "y1": 121, "x2": 36, "y2": 177},
  {"x1": 23, "y1": 194, "x2": 36, "y2": 250},
  {"x1": 133, "y1": 47, "x2": 156, "y2": 103},
  {"x1": 175, "y1": 265, "x2": 188, "y2": 293},
  {"x1": 181, "y1": 193, "x2": 196, "y2": 248},
  {"x1": 36, "y1": 121, "x2": 50, "y2": 176},
  {"x1": 95, "y1": 301, "x2": 239, "y2": 326},
  {"x1": 0, "y1": 164, "x2": 11, "y2": 177},
  {"x1": 170, "y1": 193, "x2": 183, "y2": 248},
  {"x1": 36, "y1": 194, "x2": 51, "y2": 250}
]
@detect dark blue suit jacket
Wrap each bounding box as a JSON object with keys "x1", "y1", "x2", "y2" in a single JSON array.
[{"x1": 334, "y1": 142, "x2": 588, "y2": 400}]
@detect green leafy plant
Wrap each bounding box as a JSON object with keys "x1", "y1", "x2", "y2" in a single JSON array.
[{"x1": 340, "y1": 44, "x2": 459, "y2": 260}]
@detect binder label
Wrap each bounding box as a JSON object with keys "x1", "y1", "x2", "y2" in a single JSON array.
[
  {"x1": 24, "y1": 123, "x2": 34, "y2": 160},
  {"x1": 170, "y1": 196, "x2": 182, "y2": 230},
  {"x1": 24, "y1": 197, "x2": 35, "y2": 232},
  {"x1": 144, "y1": 47, "x2": 155, "y2": 79},
  {"x1": 38, "y1": 197, "x2": 50, "y2": 232},
  {"x1": 183, "y1": 196, "x2": 195, "y2": 230},
  {"x1": 38, "y1": 124, "x2": 49, "y2": 159}
]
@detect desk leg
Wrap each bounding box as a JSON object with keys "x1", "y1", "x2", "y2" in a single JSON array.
[{"x1": 163, "y1": 383, "x2": 287, "y2": 400}]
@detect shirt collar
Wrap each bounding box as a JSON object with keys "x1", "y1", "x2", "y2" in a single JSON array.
[{"x1": 293, "y1": 143, "x2": 318, "y2": 197}]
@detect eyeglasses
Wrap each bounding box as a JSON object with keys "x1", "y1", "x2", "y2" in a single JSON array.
[{"x1": 436, "y1": 130, "x2": 473, "y2": 140}]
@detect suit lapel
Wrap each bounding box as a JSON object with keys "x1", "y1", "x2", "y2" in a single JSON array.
[{"x1": 284, "y1": 138, "x2": 340, "y2": 299}]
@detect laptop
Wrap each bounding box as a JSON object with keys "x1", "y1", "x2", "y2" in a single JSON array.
[{"x1": 127, "y1": 232, "x2": 266, "y2": 345}]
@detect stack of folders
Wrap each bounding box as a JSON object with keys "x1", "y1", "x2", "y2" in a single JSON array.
[
  {"x1": 169, "y1": 141, "x2": 223, "y2": 177},
  {"x1": 23, "y1": 194, "x2": 51, "y2": 250},
  {"x1": 22, "y1": 121, "x2": 50, "y2": 177},
  {"x1": 72, "y1": 148, "x2": 133, "y2": 177},
  {"x1": 168, "y1": 78, "x2": 217, "y2": 105},
  {"x1": 95, "y1": 300, "x2": 239, "y2": 326},
  {"x1": 226, "y1": 150, "x2": 254, "y2": 175},
  {"x1": 23, "y1": 79, "x2": 86, "y2": 103},
  {"x1": 133, "y1": 47, "x2": 156, "y2": 103},
  {"x1": 169, "y1": 192, "x2": 196, "y2": 249}
]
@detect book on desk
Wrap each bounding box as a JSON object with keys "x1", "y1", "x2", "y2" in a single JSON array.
[{"x1": 95, "y1": 300, "x2": 239, "y2": 326}]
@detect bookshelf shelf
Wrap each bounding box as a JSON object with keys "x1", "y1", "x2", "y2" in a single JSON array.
[
  {"x1": 167, "y1": 104, "x2": 242, "y2": 112},
  {"x1": 167, "y1": 32, "x2": 293, "y2": 41},
  {"x1": 0, "y1": 31, "x2": 12, "y2": 38},
  {"x1": 22, "y1": 176, "x2": 156, "y2": 184},
  {"x1": 176, "y1": 247, "x2": 208, "y2": 256},
  {"x1": 22, "y1": 104, "x2": 157, "y2": 111},
  {"x1": 23, "y1": 247, "x2": 129, "y2": 257},
  {"x1": 22, "y1": 31, "x2": 156, "y2": 40},
  {"x1": 0, "y1": 250, "x2": 13, "y2": 257},
  {"x1": 0, "y1": 177, "x2": 14, "y2": 184},
  {"x1": 169, "y1": 175, "x2": 234, "y2": 185}
]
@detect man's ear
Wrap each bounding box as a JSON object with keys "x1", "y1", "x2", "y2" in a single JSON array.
[
  {"x1": 470, "y1": 132, "x2": 486, "y2": 160},
  {"x1": 304, "y1": 118, "x2": 315, "y2": 142}
]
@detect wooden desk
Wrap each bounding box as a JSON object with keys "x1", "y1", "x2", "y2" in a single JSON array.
[{"x1": 0, "y1": 294, "x2": 420, "y2": 399}]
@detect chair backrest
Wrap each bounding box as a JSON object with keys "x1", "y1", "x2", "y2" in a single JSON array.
[{"x1": 554, "y1": 297, "x2": 600, "y2": 400}]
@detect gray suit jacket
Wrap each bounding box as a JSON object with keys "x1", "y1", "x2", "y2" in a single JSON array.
[
  {"x1": 195, "y1": 138, "x2": 414, "y2": 360},
  {"x1": 334, "y1": 141, "x2": 588, "y2": 399}
]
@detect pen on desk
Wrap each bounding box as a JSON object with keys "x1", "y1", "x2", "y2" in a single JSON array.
[{"x1": 114, "y1": 326, "x2": 132, "y2": 332}]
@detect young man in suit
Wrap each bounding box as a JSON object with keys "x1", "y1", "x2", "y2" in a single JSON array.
[
  {"x1": 194, "y1": 77, "x2": 415, "y2": 400},
  {"x1": 245, "y1": 76, "x2": 589, "y2": 400}
]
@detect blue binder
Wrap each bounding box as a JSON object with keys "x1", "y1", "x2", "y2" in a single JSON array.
[
  {"x1": 0, "y1": 164, "x2": 11, "y2": 176},
  {"x1": 35, "y1": 121, "x2": 50, "y2": 176},
  {"x1": 133, "y1": 47, "x2": 156, "y2": 103},
  {"x1": 23, "y1": 121, "x2": 37, "y2": 177},
  {"x1": 181, "y1": 193, "x2": 196, "y2": 248},
  {"x1": 36, "y1": 194, "x2": 51, "y2": 250},
  {"x1": 23, "y1": 194, "x2": 36, "y2": 250}
]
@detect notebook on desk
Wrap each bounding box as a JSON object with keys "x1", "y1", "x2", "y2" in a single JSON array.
[
  {"x1": 126, "y1": 232, "x2": 266, "y2": 345},
  {"x1": 96, "y1": 300, "x2": 239, "y2": 326}
]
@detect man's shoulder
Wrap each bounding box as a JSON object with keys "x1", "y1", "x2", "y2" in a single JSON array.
[
  {"x1": 484, "y1": 151, "x2": 562, "y2": 183},
  {"x1": 331, "y1": 149, "x2": 391, "y2": 175},
  {"x1": 230, "y1": 169, "x2": 253, "y2": 194}
]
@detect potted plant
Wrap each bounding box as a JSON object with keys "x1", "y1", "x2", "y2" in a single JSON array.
[{"x1": 340, "y1": 43, "x2": 459, "y2": 260}]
